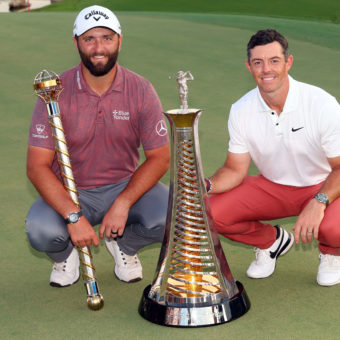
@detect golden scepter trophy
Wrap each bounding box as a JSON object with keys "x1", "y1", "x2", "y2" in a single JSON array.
[
  {"x1": 33, "y1": 70, "x2": 104, "y2": 310},
  {"x1": 139, "y1": 71, "x2": 250, "y2": 327}
]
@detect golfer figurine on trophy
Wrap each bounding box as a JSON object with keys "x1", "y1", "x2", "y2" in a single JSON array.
[{"x1": 176, "y1": 70, "x2": 194, "y2": 110}]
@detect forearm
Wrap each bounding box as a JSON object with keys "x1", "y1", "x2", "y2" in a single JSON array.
[
  {"x1": 208, "y1": 152, "x2": 251, "y2": 194},
  {"x1": 114, "y1": 146, "x2": 170, "y2": 209},
  {"x1": 27, "y1": 165, "x2": 80, "y2": 218},
  {"x1": 209, "y1": 166, "x2": 246, "y2": 194}
]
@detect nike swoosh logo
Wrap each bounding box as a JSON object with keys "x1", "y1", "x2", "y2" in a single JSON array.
[
  {"x1": 270, "y1": 236, "x2": 283, "y2": 259},
  {"x1": 291, "y1": 127, "x2": 304, "y2": 132}
]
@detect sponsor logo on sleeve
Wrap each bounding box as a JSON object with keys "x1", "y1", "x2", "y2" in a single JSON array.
[
  {"x1": 32, "y1": 124, "x2": 48, "y2": 139},
  {"x1": 156, "y1": 120, "x2": 168, "y2": 136}
]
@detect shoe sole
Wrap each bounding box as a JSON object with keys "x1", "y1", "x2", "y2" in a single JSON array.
[
  {"x1": 317, "y1": 280, "x2": 340, "y2": 287},
  {"x1": 50, "y1": 275, "x2": 80, "y2": 288},
  {"x1": 114, "y1": 270, "x2": 142, "y2": 283},
  {"x1": 317, "y1": 277, "x2": 340, "y2": 286}
]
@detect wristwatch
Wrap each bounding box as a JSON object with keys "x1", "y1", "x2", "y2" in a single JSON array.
[
  {"x1": 205, "y1": 178, "x2": 213, "y2": 193},
  {"x1": 64, "y1": 211, "x2": 83, "y2": 224},
  {"x1": 313, "y1": 193, "x2": 329, "y2": 207}
]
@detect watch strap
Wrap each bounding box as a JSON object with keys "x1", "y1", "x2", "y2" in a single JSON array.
[{"x1": 205, "y1": 178, "x2": 212, "y2": 193}]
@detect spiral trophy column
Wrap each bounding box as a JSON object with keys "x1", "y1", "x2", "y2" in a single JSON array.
[
  {"x1": 33, "y1": 70, "x2": 104, "y2": 310},
  {"x1": 139, "y1": 71, "x2": 250, "y2": 327}
]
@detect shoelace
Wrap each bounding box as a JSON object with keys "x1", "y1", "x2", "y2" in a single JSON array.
[
  {"x1": 119, "y1": 250, "x2": 138, "y2": 266},
  {"x1": 53, "y1": 260, "x2": 67, "y2": 271},
  {"x1": 254, "y1": 248, "x2": 271, "y2": 262}
]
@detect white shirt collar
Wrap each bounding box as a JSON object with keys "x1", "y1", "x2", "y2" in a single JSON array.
[{"x1": 257, "y1": 75, "x2": 299, "y2": 114}]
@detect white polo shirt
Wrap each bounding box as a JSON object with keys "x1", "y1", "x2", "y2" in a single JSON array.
[{"x1": 228, "y1": 76, "x2": 340, "y2": 187}]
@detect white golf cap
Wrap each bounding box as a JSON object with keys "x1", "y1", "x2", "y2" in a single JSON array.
[{"x1": 73, "y1": 5, "x2": 121, "y2": 37}]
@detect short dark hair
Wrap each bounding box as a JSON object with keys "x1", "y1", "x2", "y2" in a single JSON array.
[{"x1": 247, "y1": 29, "x2": 289, "y2": 62}]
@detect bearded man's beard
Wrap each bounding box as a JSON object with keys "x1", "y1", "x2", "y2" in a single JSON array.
[{"x1": 78, "y1": 47, "x2": 119, "y2": 77}]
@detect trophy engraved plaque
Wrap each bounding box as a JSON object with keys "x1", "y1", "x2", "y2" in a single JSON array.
[
  {"x1": 33, "y1": 70, "x2": 104, "y2": 310},
  {"x1": 139, "y1": 71, "x2": 250, "y2": 327}
]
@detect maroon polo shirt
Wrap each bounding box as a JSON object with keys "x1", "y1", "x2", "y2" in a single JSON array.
[{"x1": 28, "y1": 64, "x2": 169, "y2": 189}]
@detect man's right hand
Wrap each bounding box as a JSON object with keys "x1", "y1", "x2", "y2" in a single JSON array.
[{"x1": 67, "y1": 217, "x2": 100, "y2": 248}]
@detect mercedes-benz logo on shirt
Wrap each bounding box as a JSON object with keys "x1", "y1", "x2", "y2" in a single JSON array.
[{"x1": 156, "y1": 120, "x2": 168, "y2": 136}]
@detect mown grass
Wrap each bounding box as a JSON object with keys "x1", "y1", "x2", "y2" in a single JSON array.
[{"x1": 37, "y1": 0, "x2": 340, "y2": 23}]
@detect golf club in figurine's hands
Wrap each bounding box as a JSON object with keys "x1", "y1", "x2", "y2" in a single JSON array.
[
  {"x1": 33, "y1": 70, "x2": 104, "y2": 311},
  {"x1": 139, "y1": 71, "x2": 250, "y2": 327}
]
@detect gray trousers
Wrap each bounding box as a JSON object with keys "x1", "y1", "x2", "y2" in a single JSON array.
[{"x1": 26, "y1": 179, "x2": 169, "y2": 262}]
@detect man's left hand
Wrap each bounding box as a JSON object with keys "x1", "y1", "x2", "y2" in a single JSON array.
[
  {"x1": 99, "y1": 199, "x2": 130, "y2": 239},
  {"x1": 293, "y1": 198, "x2": 326, "y2": 243}
]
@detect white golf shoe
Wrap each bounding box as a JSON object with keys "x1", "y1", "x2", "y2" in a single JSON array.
[
  {"x1": 317, "y1": 253, "x2": 340, "y2": 286},
  {"x1": 50, "y1": 247, "x2": 80, "y2": 287},
  {"x1": 246, "y1": 225, "x2": 294, "y2": 279},
  {"x1": 105, "y1": 238, "x2": 142, "y2": 283}
]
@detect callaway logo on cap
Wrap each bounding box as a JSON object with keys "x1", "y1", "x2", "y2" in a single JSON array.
[{"x1": 73, "y1": 5, "x2": 122, "y2": 37}]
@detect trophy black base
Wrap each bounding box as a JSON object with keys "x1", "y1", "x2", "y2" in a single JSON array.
[{"x1": 138, "y1": 281, "x2": 250, "y2": 327}]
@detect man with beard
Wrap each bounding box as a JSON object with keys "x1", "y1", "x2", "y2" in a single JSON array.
[{"x1": 26, "y1": 5, "x2": 170, "y2": 287}]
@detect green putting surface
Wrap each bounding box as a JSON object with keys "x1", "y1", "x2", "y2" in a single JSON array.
[
  {"x1": 1, "y1": 10, "x2": 340, "y2": 339},
  {"x1": 38, "y1": 0, "x2": 340, "y2": 23}
]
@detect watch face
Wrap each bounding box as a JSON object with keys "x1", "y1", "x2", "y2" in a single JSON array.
[
  {"x1": 315, "y1": 193, "x2": 329, "y2": 206},
  {"x1": 65, "y1": 211, "x2": 82, "y2": 224},
  {"x1": 69, "y1": 213, "x2": 79, "y2": 223}
]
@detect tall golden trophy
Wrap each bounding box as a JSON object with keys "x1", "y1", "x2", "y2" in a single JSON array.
[
  {"x1": 139, "y1": 71, "x2": 250, "y2": 327},
  {"x1": 33, "y1": 70, "x2": 104, "y2": 310}
]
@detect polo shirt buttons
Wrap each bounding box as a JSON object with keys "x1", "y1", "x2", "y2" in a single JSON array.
[
  {"x1": 96, "y1": 109, "x2": 104, "y2": 123},
  {"x1": 275, "y1": 122, "x2": 283, "y2": 136}
]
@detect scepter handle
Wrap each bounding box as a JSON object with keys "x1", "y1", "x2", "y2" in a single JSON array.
[{"x1": 33, "y1": 70, "x2": 104, "y2": 310}]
